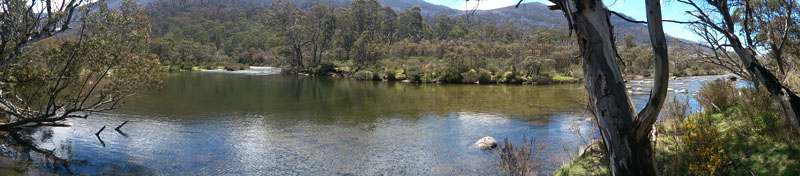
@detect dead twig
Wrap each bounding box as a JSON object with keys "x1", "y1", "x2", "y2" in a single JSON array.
[
  {"x1": 114, "y1": 121, "x2": 128, "y2": 131},
  {"x1": 95, "y1": 126, "x2": 105, "y2": 136}
]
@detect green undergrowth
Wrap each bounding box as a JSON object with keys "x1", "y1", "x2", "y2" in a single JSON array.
[
  {"x1": 299, "y1": 57, "x2": 584, "y2": 85},
  {"x1": 555, "y1": 79, "x2": 800, "y2": 175}
]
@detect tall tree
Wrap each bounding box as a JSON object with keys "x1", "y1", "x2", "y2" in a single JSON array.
[
  {"x1": 379, "y1": 6, "x2": 398, "y2": 45},
  {"x1": 435, "y1": 14, "x2": 452, "y2": 40},
  {"x1": 398, "y1": 7, "x2": 424, "y2": 42},
  {"x1": 350, "y1": 0, "x2": 381, "y2": 35},
  {"x1": 334, "y1": 8, "x2": 357, "y2": 60},
  {"x1": 308, "y1": 2, "x2": 336, "y2": 67},
  {"x1": 265, "y1": 0, "x2": 310, "y2": 69},
  {"x1": 547, "y1": 0, "x2": 670, "y2": 174}
]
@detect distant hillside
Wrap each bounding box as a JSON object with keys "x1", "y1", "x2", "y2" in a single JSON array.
[
  {"x1": 459, "y1": 2, "x2": 654, "y2": 43},
  {"x1": 109, "y1": 0, "x2": 666, "y2": 43}
]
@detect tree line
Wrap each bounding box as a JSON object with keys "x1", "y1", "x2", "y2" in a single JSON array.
[{"x1": 144, "y1": 0, "x2": 720, "y2": 83}]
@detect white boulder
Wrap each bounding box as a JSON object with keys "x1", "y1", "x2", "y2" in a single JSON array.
[{"x1": 475, "y1": 136, "x2": 498, "y2": 150}]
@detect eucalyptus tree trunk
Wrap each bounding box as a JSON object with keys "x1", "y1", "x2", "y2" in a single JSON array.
[{"x1": 547, "y1": 0, "x2": 669, "y2": 174}]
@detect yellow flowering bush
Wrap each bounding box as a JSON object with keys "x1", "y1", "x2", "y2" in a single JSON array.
[{"x1": 679, "y1": 114, "x2": 728, "y2": 175}]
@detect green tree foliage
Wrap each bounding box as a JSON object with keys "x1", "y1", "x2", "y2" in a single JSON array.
[{"x1": 0, "y1": 0, "x2": 162, "y2": 128}]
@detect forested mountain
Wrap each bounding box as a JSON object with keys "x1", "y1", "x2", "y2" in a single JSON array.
[{"x1": 106, "y1": 0, "x2": 655, "y2": 42}]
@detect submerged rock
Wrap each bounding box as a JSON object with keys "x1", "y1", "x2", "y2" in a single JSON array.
[
  {"x1": 475, "y1": 136, "x2": 497, "y2": 150},
  {"x1": 728, "y1": 75, "x2": 738, "y2": 81}
]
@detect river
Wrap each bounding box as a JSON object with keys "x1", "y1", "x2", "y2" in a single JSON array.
[{"x1": 0, "y1": 67, "x2": 731, "y2": 175}]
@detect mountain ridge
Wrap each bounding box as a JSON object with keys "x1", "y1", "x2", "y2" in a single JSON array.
[{"x1": 108, "y1": 0, "x2": 671, "y2": 43}]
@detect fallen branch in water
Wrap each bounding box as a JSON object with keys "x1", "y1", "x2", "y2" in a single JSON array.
[
  {"x1": 114, "y1": 121, "x2": 128, "y2": 131},
  {"x1": 96, "y1": 126, "x2": 105, "y2": 136}
]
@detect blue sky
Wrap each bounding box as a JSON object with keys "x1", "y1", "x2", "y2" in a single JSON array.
[{"x1": 423, "y1": 0, "x2": 701, "y2": 41}]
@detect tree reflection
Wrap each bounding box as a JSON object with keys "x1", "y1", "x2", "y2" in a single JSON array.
[{"x1": 0, "y1": 128, "x2": 77, "y2": 174}]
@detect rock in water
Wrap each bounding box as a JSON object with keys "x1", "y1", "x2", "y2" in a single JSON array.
[
  {"x1": 728, "y1": 75, "x2": 738, "y2": 81},
  {"x1": 475, "y1": 136, "x2": 498, "y2": 150}
]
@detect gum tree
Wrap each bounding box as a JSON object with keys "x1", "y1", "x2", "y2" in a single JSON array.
[
  {"x1": 0, "y1": 0, "x2": 162, "y2": 130},
  {"x1": 546, "y1": 0, "x2": 670, "y2": 174}
]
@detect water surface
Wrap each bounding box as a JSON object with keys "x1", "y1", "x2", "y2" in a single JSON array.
[{"x1": 0, "y1": 69, "x2": 729, "y2": 175}]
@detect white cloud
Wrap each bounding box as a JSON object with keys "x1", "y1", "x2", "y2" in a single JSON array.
[{"x1": 455, "y1": 0, "x2": 519, "y2": 11}]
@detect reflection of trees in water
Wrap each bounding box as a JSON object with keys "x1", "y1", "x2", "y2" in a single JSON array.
[
  {"x1": 0, "y1": 128, "x2": 155, "y2": 175},
  {"x1": 0, "y1": 128, "x2": 77, "y2": 174}
]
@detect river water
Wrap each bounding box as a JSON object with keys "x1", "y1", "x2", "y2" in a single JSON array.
[{"x1": 0, "y1": 67, "x2": 730, "y2": 175}]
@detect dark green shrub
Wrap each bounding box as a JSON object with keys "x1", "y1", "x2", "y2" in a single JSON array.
[
  {"x1": 477, "y1": 69, "x2": 493, "y2": 83},
  {"x1": 354, "y1": 70, "x2": 376, "y2": 80},
  {"x1": 224, "y1": 63, "x2": 249, "y2": 71},
  {"x1": 384, "y1": 69, "x2": 398, "y2": 80},
  {"x1": 406, "y1": 66, "x2": 422, "y2": 81},
  {"x1": 527, "y1": 74, "x2": 553, "y2": 85},
  {"x1": 461, "y1": 69, "x2": 480, "y2": 83},
  {"x1": 179, "y1": 64, "x2": 194, "y2": 71},
  {"x1": 309, "y1": 62, "x2": 336, "y2": 75},
  {"x1": 439, "y1": 67, "x2": 463, "y2": 83}
]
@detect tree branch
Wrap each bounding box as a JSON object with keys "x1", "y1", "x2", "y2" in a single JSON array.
[{"x1": 634, "y1": 0, "x2": 670, "y2": 142}]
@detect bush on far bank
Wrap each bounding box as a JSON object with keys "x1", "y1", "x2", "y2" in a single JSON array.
[{"x1": 304, "y1": 57, "x2": 587, "y2": 85}]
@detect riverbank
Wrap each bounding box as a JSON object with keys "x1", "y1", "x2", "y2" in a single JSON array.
[
  {"x1": 291, "y1": 64, "x2": 583, "y2": 85},
  {"x1": 554, "y1": 79, "x2": 800, "y2": 175},
  {"x1": 162, "y1": 62, "x2": 250, "y2": 72},
  {"x1": 167, "y1": 56, "x2": 730, "y2": 86}
]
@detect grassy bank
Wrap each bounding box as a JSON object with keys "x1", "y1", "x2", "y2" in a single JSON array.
[{"x1": 555, "y1": 79, "x2": 800, "y2": 175}]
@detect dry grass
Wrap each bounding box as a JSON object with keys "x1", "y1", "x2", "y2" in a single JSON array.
[
  {"x1": 493, "y1": 135, "x2": 547, "y2": 176},
  {"x1": 663, "y1": 96, "x2": 690, "y2": 122},
  {"x1": 696, "y1": 79, "x2": 737, "y2": 112}
]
